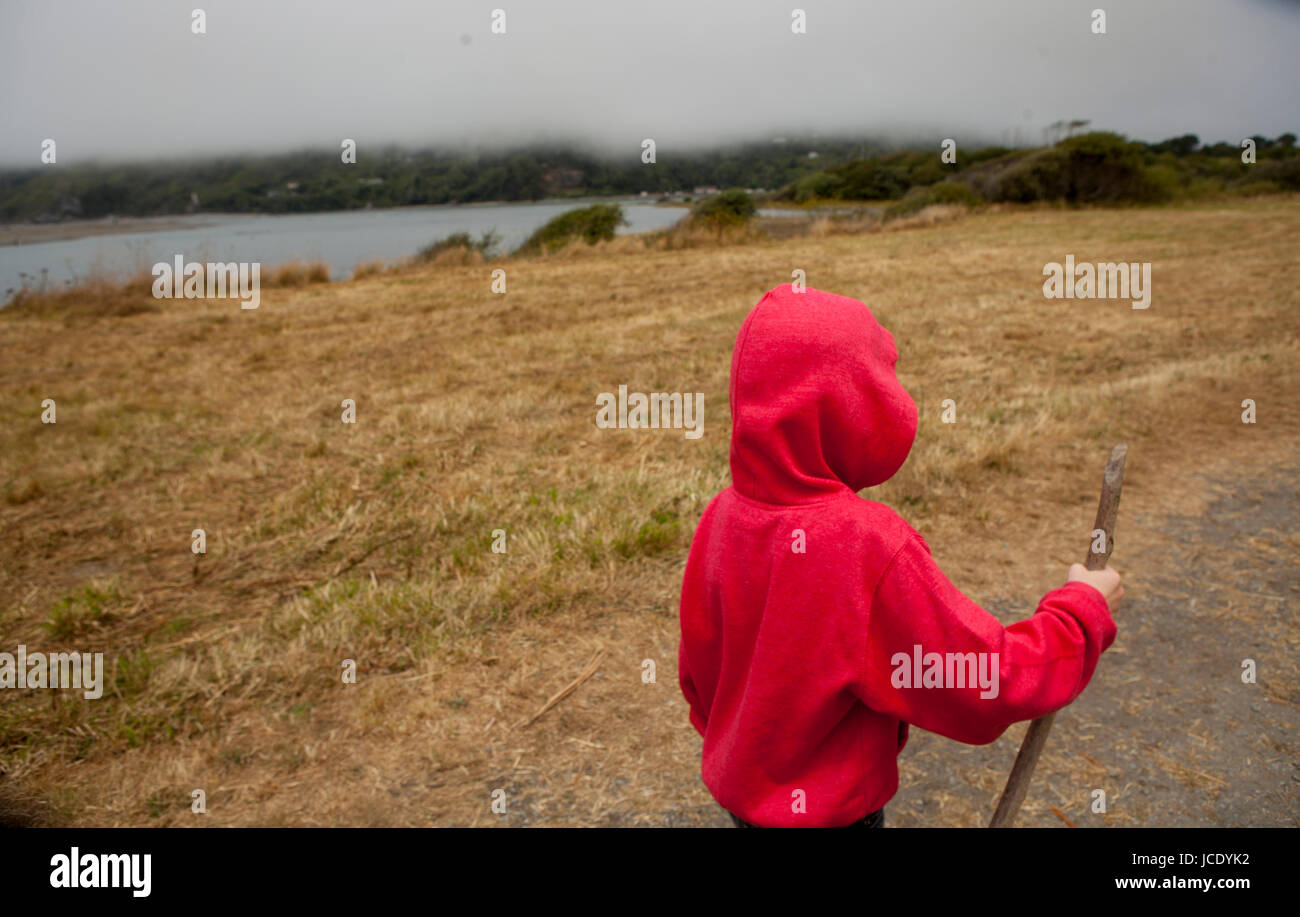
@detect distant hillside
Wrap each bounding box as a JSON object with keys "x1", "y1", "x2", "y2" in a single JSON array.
[
  {"x1": 0, "y1": 138, "x2": 883, "y2": 223},
  {"x1": 5, "y1": 132, "x2": 1292, "y2": 224},
  {"x1": 775, "y1": 132, "x2": 1299, "y2": 208}
]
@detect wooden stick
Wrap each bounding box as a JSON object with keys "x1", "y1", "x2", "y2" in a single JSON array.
[
  {"x1": 520, "y1": 650, "x2": 606, "y2": 728},
  {"x1": 988, "y1": 444, "x2": 1127, "y2": 828}
]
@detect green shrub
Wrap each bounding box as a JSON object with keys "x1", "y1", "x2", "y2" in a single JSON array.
[
  {"x1": 690, "y1": 188, "x2": 757, "y2": 229},
  {"x1": 884, "y1": 180, "x2": 984, "y2": 220},
  {"x1": 1235, "y1": 180, "x2": 1284, "y2": 196},
  {"x1": 1056, "y1": 132, "x2": 1171, "y2": 203},
  {"x1": 926, "y1": 181, "x2": 984, "y2": 207},
  {"x1": 988, "y1": 149, "x2": 1067, "y2": 202},
  {"x1": 788, "y1": 171, "x2": 846, "y2": 203},
  {"x1": 518, "y1": 203, "x2": 626, "y2": 253},
  {"x1": 1253, "y1": 157, "x2": 1300, "y2": 190},
  {"x1": 979, "y1": 133, "x2": 1173, "y2": 204},
  {"x1": 1148, "y1": 134, "x2": 1201, "y2": 156},
  {"x1": 833, "y1": 161, "x2": 911, "y2": 200},
  {"x1": 417, "y1": 230, "x2": 499, "y2": 261},
  {"x1": 1141, "y1": 164, "x2": 1182, "y2": 201}
]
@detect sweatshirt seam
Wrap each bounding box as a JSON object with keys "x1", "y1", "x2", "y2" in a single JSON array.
[
  {"x1": 858, "y1": 538, "x2": 915, "y2": 816},
  {"x1": 854, "y1": 534, "x2": 914, "y2": 807},
  {"x1": 867, "y1": 532, "x2": 918, "y2": 605},
  {"x1": 857, "y1": 534, "x2": 915, "y2": 707},
  {"x1": 727, "y1": 485, "x2": 854, "y2": 510}
]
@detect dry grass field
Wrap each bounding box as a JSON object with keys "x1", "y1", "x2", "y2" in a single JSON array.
[{"x1": 1, "y1": 197, "x2": 1296, "y2": 827}]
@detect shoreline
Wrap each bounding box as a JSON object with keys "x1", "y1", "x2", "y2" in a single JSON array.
[
  {"x1": 0, "y1": 196, "x2": 687, "y2": 247},
  {"x1": 0, "y1": 215, "x2": 226, "y2": 246}
]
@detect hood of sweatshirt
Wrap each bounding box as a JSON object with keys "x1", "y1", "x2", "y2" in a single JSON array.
[{"x1": 728, "y1": 285, "x2": 918, "y2": 504}]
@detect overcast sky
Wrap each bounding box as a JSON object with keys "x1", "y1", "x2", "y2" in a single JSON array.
[{"x1": 2, "y1": 0, "x2": 1297, "y2": 166}]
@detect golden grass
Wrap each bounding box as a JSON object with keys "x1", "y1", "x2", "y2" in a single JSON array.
[
  {"x1": 350, "y1": 259, "x2": 388, "y2": 281},
  {"x1": 265, "y1": 260, "x2": 331, "y2": 287},
  {"x1": 5, "y1": 260, "x2": 333, "y2": 320},
  {"x1": 0, "y1": 196, "x2": 1296, "y2": 826},
  {"x1": 4, "y1": 270, "x2": 162, "y2": 319}
]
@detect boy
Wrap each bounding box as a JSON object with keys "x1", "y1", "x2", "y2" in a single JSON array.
[{"x1": 678, "y1": 285, "x2": 1122, "y2": 828}]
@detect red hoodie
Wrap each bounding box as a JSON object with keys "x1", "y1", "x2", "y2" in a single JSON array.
[{"x1": 678, "y1": 284, "x2": 1117, "y2": 827}]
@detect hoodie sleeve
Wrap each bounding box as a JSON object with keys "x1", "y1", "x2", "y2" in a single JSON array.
[
  {"x1": 854, "y1": 533, "x2": 1117, "y2": 745},
  {"x1": 678, "y1": 641, "x2": 708, "y2": 737}
]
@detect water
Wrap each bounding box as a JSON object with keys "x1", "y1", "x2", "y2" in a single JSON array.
[{"x1": 0, "y1": 198, "x2": 697, "y2": 302}]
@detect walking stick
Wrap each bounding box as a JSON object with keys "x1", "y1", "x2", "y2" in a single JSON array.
[{"x1": 988, "y1": 443, "x2": 1128, "y2": 828}]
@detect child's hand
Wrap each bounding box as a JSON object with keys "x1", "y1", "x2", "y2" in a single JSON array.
[{"x1": 1067, "y1": 563, "x2": 1124, "y2": 613}]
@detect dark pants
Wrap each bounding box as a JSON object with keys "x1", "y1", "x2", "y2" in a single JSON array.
[{"x1": 729, "y1": 807, "x2": 885, "y2": 828}]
